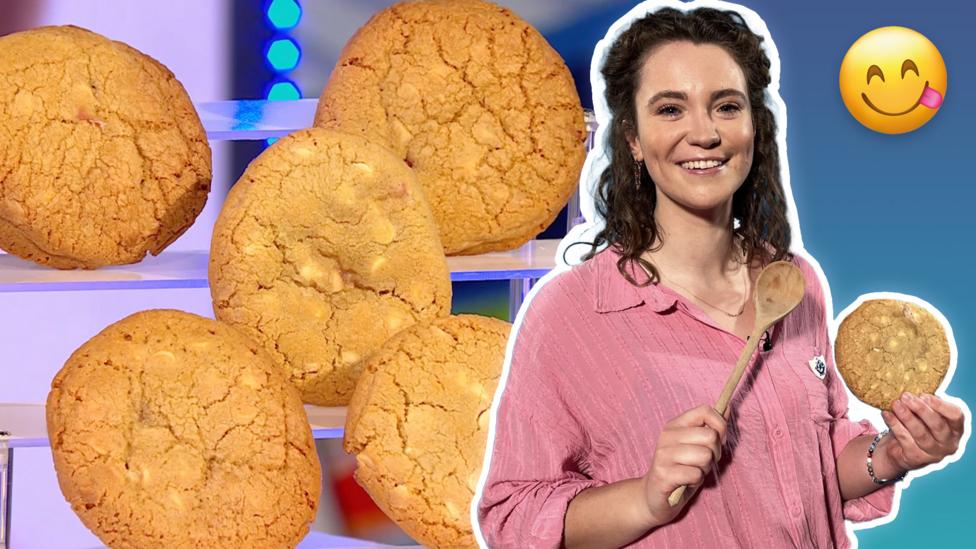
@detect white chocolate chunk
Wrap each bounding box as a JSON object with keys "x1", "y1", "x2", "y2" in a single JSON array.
[
  {"x1": 467, "y1": 470, "x2": 480, "y2": 492},
  {"x1": 370, "y1": 256, "x2": 388, "y2": 273},
  {"x1": 385, "y1": 309, "x2": 409, "y2": 332},
  {"x1": 372, "y1": 217, "x2": 396, "y2": 245},
  {"x1": 168, "y1": 489, "x2": 185, "y2": 510},
  {"x1": 329, "y1": 271, "x2": 345, "y2": 293},
  {"x1": 352, "y1": 162, "x2": 374, "y2": 174},
  {"x1": 445, "y1": 501, "x2": 461, "y2": 519},
  {"x1": 299, "y1": 263, "x2": 323, "y2": 282},
  {"x1": 240, "y1": 371, "x2": 260, "y2": 389},
  {"x1": 188, "y1": 340, "x2": 212, "y2": 352},
  {"x1": 334, "y1": 185, "x2": 356, "y2": 205}
]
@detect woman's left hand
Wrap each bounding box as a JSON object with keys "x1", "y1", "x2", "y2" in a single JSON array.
[{"x1": 880, "y1": 392, "x2": 966, "y2": 472}]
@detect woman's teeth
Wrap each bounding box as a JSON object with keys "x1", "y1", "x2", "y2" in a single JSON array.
[{"x1": 680, "y1": 159, "x2": 725, "y2": 170}]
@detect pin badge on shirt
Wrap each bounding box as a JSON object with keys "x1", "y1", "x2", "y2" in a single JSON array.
[{"x1": 809, "y1": 355, "x2": 827, "y2": 380}]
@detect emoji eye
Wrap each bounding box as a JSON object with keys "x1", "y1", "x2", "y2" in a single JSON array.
[
  {"x1": 901, "y1": 59, "x2": 919, "y2": 78},
  {"x1": 866, "y1": 65, "x2": 885, "y2": 84}
]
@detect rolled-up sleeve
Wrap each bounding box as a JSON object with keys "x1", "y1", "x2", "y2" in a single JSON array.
[
  {"x1": 476, "y1": 289, "x2": 607, "y2": 548},
  {"x1": 810, "y1": 267, "x2": 896, "y2": 523},
  {"x1": 823, "y1": 337, "x2": 896, "y2": 522}
]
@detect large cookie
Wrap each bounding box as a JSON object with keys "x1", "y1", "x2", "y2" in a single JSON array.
[
  {"x1": 344, "y1": 314, "x2": 510, "y2": 549},
  {"x1": 0, "y1": 26, "x2": 211, "y2": 269},
  {"x1": 46, "y1": 310, "x2": 320, "y2": 549},
  {"x1": 835, "y1": 299, "x2": 950, "y2": 410},
  {"x1": 315, "y1": 0, "x2": 585, "y2": 255},
  {"x1": 210, "y1": 128, "x2": 452, "y2": 406}
]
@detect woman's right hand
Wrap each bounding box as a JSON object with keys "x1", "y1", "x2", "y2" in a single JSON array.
[{"x1": 639, "y1": 404, "x2": 728, "y2": 528}]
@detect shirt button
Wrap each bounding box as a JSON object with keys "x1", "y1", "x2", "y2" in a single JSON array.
[
  {"x1": 773, "y1": 427, "x2": 784, "y2": 439},
  {"x1": 790, "y1": 504, "x2": 802, "y2": 517}
]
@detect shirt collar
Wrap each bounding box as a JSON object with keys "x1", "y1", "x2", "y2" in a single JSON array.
[{"x1": 593, "y1": 246, "x2": 678, "y2": 314}]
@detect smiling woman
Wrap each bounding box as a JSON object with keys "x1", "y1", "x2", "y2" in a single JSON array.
[
  {"x1": 474, "y1": 3, "x2": 931, "y2": 549},
  {"x1": 584, "y1": 6, "x2": 791, "y2": 310}
]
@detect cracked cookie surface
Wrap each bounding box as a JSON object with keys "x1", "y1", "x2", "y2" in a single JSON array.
[
  {"x1": 835, "y1": 299, "x2": 950, "y2": 410},
  {"x1": 315, "y1": 0, "x2": 585, "y2": 255},
  {"x1": 0, "y1": 26, "x2": 211, "y2": 269},
  {"x1": 344, "y1": 314, "x2": 509, "y2": 549},
  {"x1": 46, "y1": 309, "x2": 321, "y2": 549},
  {"x1": 209, "y1": 127, "x2": 451, "y2": 406}
]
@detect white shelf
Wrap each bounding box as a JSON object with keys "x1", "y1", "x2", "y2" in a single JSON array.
[
  {"x1": 0, "y1": 402, "x2": 347, "y2": 449},
  {"x1": 0, "y1": 239, "x2": 559, "y2": 293}
]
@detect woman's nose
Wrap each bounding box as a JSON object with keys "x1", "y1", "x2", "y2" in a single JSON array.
[{"x1": 686, "y1": 111, "x2": 721, "y2": 148}]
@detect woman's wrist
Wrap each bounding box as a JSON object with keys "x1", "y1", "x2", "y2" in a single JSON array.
[
  {"x1": 565, "y1": 477, "x2": 663, "y2": 548},
  {"x1": 873, "y1": 431, "x2": 909, "y2": 481},
  {"x1": 633, "y1": 477, "x2": 665, "y2": 531}
]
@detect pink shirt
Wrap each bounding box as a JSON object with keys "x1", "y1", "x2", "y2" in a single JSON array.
[{"x1": 476, "y1": 246, "x2": 895, "y2": 548}]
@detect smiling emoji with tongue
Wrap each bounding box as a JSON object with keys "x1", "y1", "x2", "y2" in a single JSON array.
[{"x1": 839, "y1": 26, "x2": 946, "y2": 134}]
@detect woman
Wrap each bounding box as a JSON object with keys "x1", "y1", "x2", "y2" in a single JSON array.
[{"x1": 475, "y1": 4, "x2": 965, "y2": 549}]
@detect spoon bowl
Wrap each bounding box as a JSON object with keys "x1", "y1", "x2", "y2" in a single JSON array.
[{"x1": 754, "y1": 261, "x2": 806, "y2": 327}]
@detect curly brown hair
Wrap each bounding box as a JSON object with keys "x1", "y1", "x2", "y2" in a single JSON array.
[{"x1": 578, "y1": 7, "x2": 792, "y2": 286}]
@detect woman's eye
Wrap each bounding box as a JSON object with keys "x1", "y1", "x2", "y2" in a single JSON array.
[
  {"x1": 718, "y1": 103, "x2": 742, "y2": 114},
  {"x1": 657, "y1": 104, "x2": 681, "y2": 116}
]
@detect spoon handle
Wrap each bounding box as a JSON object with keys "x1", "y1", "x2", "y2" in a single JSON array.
[
  {"x1": 667, "y1": 326, "x2": 766, "y2": 507},
  {"x1": 713, "y1": 326, "x2": 766, "y2": 417}
]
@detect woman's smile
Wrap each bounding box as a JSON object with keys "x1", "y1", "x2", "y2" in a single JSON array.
[{"x1": 675, "y1": 157, "x2": 729, "y2": 175}]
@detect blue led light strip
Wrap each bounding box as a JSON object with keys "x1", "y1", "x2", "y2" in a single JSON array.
[{"x1": 264, "y1": 0, "x2": 302, "y2": 144}]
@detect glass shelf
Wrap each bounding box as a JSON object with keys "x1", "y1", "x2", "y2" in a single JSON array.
[
  {"x1": 299, "y1": 531, "x2": 420, "y2": 549},
  {"x1": 85, "y1": 531, "x2": 419, "y2": 549},
  {"x1": 199, "y1": 98, "x2": 318, "y2": 141},
  {"x1": 0, "y1": 239, "x2": 558, "y2": 293},
  {"x1": 0, "y1": 402, "x2": 348, "y2": 449},
  {"x1": 0, "y1": 403, "x2": 420, "y2": 549},
  {"x1": 196, "y1": 98, "x2": 595, "y2": 142}
]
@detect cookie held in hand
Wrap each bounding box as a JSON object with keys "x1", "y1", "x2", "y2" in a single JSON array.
[{"x1": 835, "y1": 299, "x2": 950, "y2": 410}]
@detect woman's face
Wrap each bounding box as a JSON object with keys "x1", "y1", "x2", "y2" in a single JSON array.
[{"x1": 627, "y1": 41, "x2": 755, "y2": 218}]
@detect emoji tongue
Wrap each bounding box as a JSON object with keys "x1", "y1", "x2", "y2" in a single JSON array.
[{"x1": 920, "y1": 85, "x2": 943, "y2": 109}]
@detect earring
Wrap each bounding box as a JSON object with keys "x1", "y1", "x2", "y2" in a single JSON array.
[{"x1": 633, "y1": 159, "x2": 643, "y2": 191}]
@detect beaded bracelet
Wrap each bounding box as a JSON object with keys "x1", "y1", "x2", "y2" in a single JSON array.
[{"x1": 867, "y1": 429, "x2": 906, "y2": 485}]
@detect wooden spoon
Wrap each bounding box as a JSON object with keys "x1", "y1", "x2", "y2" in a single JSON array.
[{"x1": 667, "y1": 260, "x2": 806, "y2": 507}]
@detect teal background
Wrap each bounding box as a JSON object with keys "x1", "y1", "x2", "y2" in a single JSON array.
[{"x1": 763, "y1": 2, "x2": 974, "y2": 546}]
